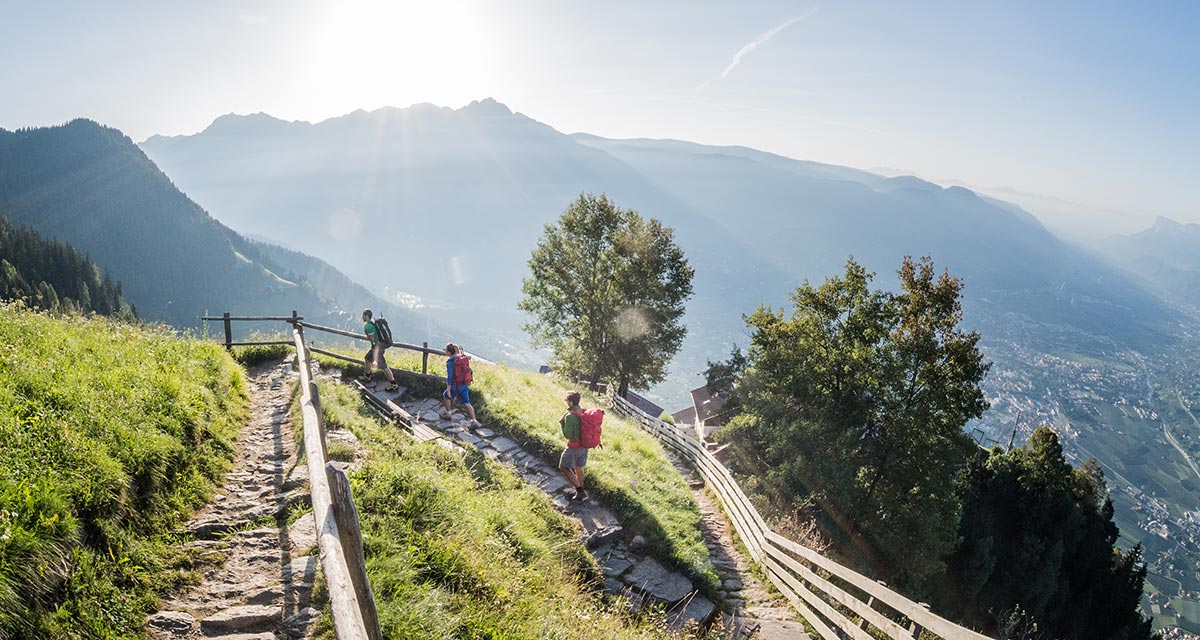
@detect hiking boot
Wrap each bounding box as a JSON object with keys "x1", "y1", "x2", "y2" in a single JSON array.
[
  {"x1": 357, "y1": 374, "x2": 372, "y2": 383},
  {"x1": 468, "y1": 419, "x2": 483, "y2": 428},
  {"x1": 384, "y1": 383, "x2": 399, "y2": 392},
  {"x1": 437, "y1": 408, "x2": 453, "y2": 420},
  {"x1": 573, "y1": 488, "x2": 588, "y2": 501}
]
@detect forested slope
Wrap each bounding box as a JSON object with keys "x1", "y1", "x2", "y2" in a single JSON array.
[
  {"x1": 0, "y1": 120, "x2": 326, "y2": 327},
  {"x1": 0, "y1": 213, "x2": 134, "y2": 318}
]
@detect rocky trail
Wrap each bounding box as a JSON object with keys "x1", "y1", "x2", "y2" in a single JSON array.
[
  {"x1": 147, "y1": 361, "x2": 322, "y2": 640},
  {"x1": 362, "y1": 382, "x2": 807, "y2": 639}
]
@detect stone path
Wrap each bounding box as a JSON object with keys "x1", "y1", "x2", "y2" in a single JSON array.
[
  {"x1": 669, "y1": 457, "x2": 808, "y2": 639},
  {"x1": 386, "y1": 393, "x2": 807, "y2": 636},
  {"x1": 146, "y1": 361, "x2": 322, "y2": 640}
]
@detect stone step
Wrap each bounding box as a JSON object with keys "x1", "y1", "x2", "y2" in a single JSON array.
[{"x1": 200, "y1": 605, "x2": 280, "y2": 633}]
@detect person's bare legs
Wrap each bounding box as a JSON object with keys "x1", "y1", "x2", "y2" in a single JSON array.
[
  {"x1": 464, "y1": 403, "x2": 476, "y2": 421},
  {"x1": 560, "y1": 465, "x2": 579, "y2": 489}
]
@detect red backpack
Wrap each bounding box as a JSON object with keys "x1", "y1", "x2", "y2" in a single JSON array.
[
  {"x1": 570, "y1": 408, "x2": 604, "y2": 449},
  {"x1": 451, "y1": 355, "x2": 473, "y2": 386}
]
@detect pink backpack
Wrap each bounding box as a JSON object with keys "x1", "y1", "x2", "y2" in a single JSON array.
[{"x1": 570, "y1": 408, "x2": 605, "y2": 449}]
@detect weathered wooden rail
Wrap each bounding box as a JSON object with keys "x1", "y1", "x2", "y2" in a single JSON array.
[
  {"x1": 203, "y1": 313, "x2": 382, "y2": 639},
  {"x1": 201, "y1": 312, "x2": 445, "y2": 380},
  {"x1": 609, "y1": 393, "x2": 994, "y2": 640}
]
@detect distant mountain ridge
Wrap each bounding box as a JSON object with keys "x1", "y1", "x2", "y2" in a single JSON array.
[
  {"x1": 1098, "y1": 216, "x2": 1200, "y2": 309},
  {"x1": 139, "y1": 100, "x2": 1179, "y2": 361},
  {"x1": 0, "y1": 119, "x2": 449, "y2": 343}
]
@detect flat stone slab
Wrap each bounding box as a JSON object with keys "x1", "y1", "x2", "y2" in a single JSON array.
[
  {"x1": 284, "y1": 607, "x2": 322, "y2": 634},
  {"x1": 751, "y1": 618, "x2": 811, "y2": 639},
  {"x1": 585, "y1": 524, "x2": 624, "y2": 549},
  {"x1": 623, "y1": 558, "x2": 694, "y2": 603},
  {"x1": 602, "y1": 555, "x2": 636, "y2": 577},
  {"x1": 285, "y1": 556, "x2": 318, "y2": 583},
  {"x1": 146, "y1": 611, "x2": 195, "y2": 636},
  {"x1": 668, "y1": 594, "x2": 717, "y2": 629},
  {"x1": 289, "y1": 512, "x2": 318, "y2": 554},
  {"x1": 490, "y1": 437, "x2": 519, "y2": 453},
  {"x1": 201, "y1": 634, "x2": 276, "y2": 640},
  {"x1": 538, "y1": 475, "x2": 570, "y2": 494},
  {"x1": 474, "y1": 428, "x2": 495, "y2": 438},
  {"x1": 200, "y1": 605, "x2": 279, "y2": 632},
  {"x1": 187, "y1": 520, "x2": 234, "y2": 539}
]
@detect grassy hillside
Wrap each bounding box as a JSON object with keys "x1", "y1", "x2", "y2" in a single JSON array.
[
  {"x1": 317, "y1": 348, "x2": 717, "y2": 595},
  {"x1": 0, "y1": 304, "x2": 247, "y2": 637},
  {"x1": 308, "y1": 379, "x2": 678, "y2": 639}
]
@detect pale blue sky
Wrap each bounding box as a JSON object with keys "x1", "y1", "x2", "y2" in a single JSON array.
[{"x1": 2, "y1": 1, "x2": 1196, "y2": 227}]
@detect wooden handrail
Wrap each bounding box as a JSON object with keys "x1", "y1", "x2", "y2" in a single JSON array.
[
  {"x1": 293, "y1": 324, "x2": 381, "y2": 640},
  {"x1": 609, "y1": 393, "x2": 994, "y2": 640},
  {"x1": 200, "y1": 315, "x2": 304, "y2": 321},
  {"x1": 296, "y1": 320, "x2": 444, "y2": 355}
]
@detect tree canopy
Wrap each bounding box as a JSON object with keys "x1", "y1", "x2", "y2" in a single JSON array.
[
  {"x1": 0, "y1": 213, "x2": 134, "y2": 319},
  {"x1": 943, "y1": 428, "x2": 1153, "y2": 640},
  {"x1": 519, "y1": 193, "x2": 694, "y2": 396},
  {"x1": 718, "y1": 256, "x2": 990, "y2": 587}
]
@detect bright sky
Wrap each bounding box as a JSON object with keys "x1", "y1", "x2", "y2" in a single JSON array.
[{"x1": 2, "y1": 1, "x2": 1197, "y2": 226}]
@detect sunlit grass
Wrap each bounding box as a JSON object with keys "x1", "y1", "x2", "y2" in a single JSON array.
[
  {"x1": 306, "y1": 379, "x2": 680, "y2": 639},
  {"x1": 312, "y1": 347, "x2": 718, "y2": 596},
  {"x1": 0, "y1": 303, "x2": 248, "y2": 637}
]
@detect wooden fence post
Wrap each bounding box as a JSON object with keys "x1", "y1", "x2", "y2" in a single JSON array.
[
  {"x1": 327, "y1": 463, "x2": 383, "y2": 640},
  {"x1": 223, "y1": 312, "x2": 232, "y2": 351},
  {"x1": 422, "y1": 341, "x2": 429, "y2": 375}
]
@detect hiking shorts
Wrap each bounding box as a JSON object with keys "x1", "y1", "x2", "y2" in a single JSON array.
[
  {"x1": 560, "y1": 446, "x2": 589, "y2": 469},
  {"x1": 444, "y1": 385, "x2": 470, "y2": 405},
  {"x1": 365, "y1": 346, "x2": 387, "y2": 368}
]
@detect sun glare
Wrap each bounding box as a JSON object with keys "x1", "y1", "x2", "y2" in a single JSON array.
[{"x1": 304, "y1": 0, "x2": 498, "y2": 116}]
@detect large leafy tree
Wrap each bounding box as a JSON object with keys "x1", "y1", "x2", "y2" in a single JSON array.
[
  {"x1": 719, "y1": 256, "x2": 989, "y2": 588},
  {"x1": 943, "y1": 428, "x2": 1154, "y2": 640},
  {"x1": 519, "y1": 193, "x2": 694, "y2": 396}
]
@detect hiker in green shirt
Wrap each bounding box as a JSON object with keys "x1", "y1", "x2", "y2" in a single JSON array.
[
  {"x1": 360, "y1": 309, "x2": 398, "y2": 391},
  {"x1": 559, "y1": 391, "x2": 589, "y2": 500}
]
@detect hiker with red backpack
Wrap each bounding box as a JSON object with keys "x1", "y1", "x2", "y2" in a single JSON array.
[
  {"x1": 559, "y1": 390, "x2": 603, "y2": 501},
  {"x1": 439, "y1": 343, "x2": 481, "y2": 427}
]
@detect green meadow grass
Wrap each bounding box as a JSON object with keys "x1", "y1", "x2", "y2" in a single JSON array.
[
  {"x1": 307, "y1": 379, "x2": 680, "y2": 639},
  {"x1": 0, "y1": 304, "x2": 247, "y2": 638},
  {"x1": 313, "y1": 348, "x2": 718, "y2": 597}
]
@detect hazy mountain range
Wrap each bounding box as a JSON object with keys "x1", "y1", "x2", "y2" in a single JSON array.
[{"x1": 141, "y1": 100, "x2": 1181, "y2": 373}]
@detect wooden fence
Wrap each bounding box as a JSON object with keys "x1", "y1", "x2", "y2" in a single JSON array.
[
  {"x1": 201, "y1": 312, "x2": 445, "y2": 380},
  {"x1": 204, "y1": 313, "x2": 381, "y2": 639},
  {"x1": 609, "y1": 393, "x2": 994, "y2": 640}
]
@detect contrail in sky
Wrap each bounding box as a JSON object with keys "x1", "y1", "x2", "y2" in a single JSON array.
[{"x1": 696, "y1": 7, "x2": 819, "y2": 91}]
